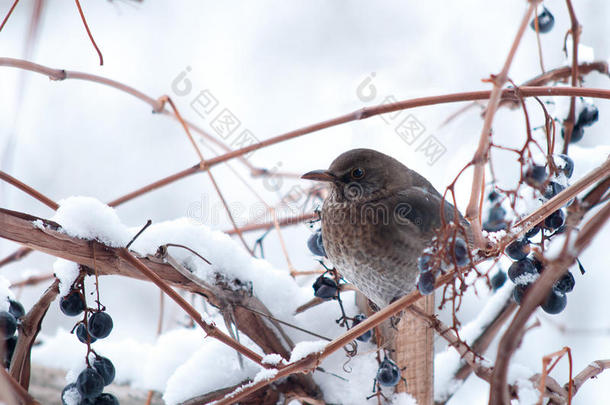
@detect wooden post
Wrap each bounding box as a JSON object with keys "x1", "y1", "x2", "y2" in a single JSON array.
[{"x1": 393, "y1": 294, "x2": 435, "y2": 404}]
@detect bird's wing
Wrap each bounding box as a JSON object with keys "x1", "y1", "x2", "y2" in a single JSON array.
[{"x1": 383, "y1": 186, "x2": 470, "y2": 240}]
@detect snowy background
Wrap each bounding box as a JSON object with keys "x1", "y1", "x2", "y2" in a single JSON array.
[{"x1": 1, "y1": 0, "x2": 610, "y2": 404}]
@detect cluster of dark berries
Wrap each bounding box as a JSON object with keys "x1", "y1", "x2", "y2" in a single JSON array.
[
  {"x1": 307, "y1": 229, "x2": 326, "y2": 257},
  {"x1": 60, "y1": 291, "x2": 114, "y2": 343},
  {"x1": 61, "y1": 356, "x2": 117, "y2": 405},
  {"x1": 0, "y1": 299, "x2": 26, "y2": 369},
  {"x1": 507, "y1": 249, "x2": 575, "y2": 315},
  {"x1": 60, "y1": 287, "x2": 118, "y2": 404},
  {"x1": 416, "y1": 237, "x2": 469, "y2": 296},
  {"x1": 530, "y1": 6, "x2": 554, "y2": 34},
  {"x1": 376, "y1": 357, "x2": 402, "y2": 387},
  {"x1": 483, "y1": 191, "x2": 507, "y2": 232},
  {"x1": 562, "y1": 99, "x2": 599, "y2": 144}
]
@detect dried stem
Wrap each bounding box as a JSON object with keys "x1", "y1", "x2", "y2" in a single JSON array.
[
  {"x1": 74, "y1": 0, "x2": 103, "y2": 65},
  {"x1": 108, "y1": 85, "x2": 610, "y2": 207},
  {"x1": 0, "y1": 171, "x2": 58, "y2": 210},
  {"x1": 0, "y1": 0, "x2": 19, "y2": 32},
  {"x1": 464, "y1": 0, "x2": 540, "y2": 249},
  {"x1": 490, "y1": 200, "x2": 610, "y2": 404},
  {"x1": 0, "y1": 57, "x2": 255, "y2": 171},
  {"x1": 561, "y1": 0, "x2": 582, "y2": 153},
  {"x1": 117, "y1": 248, "x2": 266, "y2": 368},
  {"x1": 569, "y1": 359, "x2": 610, "y2": 395},
  {"x1": 9, "y1": 280, "x2": 59, "y2": 389}
]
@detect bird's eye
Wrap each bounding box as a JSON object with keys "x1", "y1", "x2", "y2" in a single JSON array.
[{"x1": 351, "y1": 168, "x2": 365, "y2": 179}]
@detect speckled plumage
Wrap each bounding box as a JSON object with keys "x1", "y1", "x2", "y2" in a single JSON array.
[{"x1": 303, "y1": 149, "x2": 463, "y2": 308}]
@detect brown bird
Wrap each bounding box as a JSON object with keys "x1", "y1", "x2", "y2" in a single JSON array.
[{"x1": 301, "y1": 148, "x2": 465, "y2": 308}]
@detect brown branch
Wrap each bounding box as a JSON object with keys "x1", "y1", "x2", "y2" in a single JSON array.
[
  {"x1": 0, "y1": 366, "x2": 38, "y2": 405},
  {"x1": 0, "y1": 247, "x2": 32, "y2": 268},
  {"x1": 225, "y1": 212, "x2": 317, "y2": 235},
  {"x1": 0, "y1": 0, "x2": 19, "y2": 32},
  {"x1": 454, "y1": 301, "x2": 517, "y2": 381},
  {"x1": 569, "y1": 359, "x2": 610, "y2": 395},
  {"x1": 107, "y1": 85, "x2": 610, "y2": 208},
  {"x1": 561, "y1": 0, "x2": 582, "y2": 153},
  {"x1": 74, "y1": 0, "x2": 103, "y2": 65},
  {"x1": 0, "y1": 171, "x2": 58, "y2": 210},
  {"x1": 118, "y1": 248, "x2": 265, "y2": 367},
  {"x1": 9, "y1": 279, "x2": 59, "y2": 389},
  {"x1": 490, "y1": 200, "x2": 610, "y2": 405},
  {"x1": 0, "y1": 57, "x2": 255, "y2": 171},
  {"x1": 464, "y1": 0, "x2": 540, "y2": 249},
  {"x1": 506, "y1": 156, "x2": 610, "y2": 243}
]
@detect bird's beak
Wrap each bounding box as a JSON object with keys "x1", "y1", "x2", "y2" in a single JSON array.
[{"x1": 301, "y1": 169, "x2": 336, "y2": 182}]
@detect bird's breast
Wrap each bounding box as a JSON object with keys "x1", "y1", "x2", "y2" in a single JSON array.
[{"x1": 320, "y1": 199, "x2": 421, "y2": 307}]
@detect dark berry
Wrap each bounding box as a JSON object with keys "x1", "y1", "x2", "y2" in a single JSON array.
[
  {"x1": 8, "y1": 300, "x2": 25, "y2": 320},
  {"x1": 4, "y1": 335, "x2": 17, "y2": 368},
  {"x1": 505, "y1": 238, "x2": 530, "y2": 261},
  {"x1": 488, "y1": 190, "x2": 500, "y2": 202},
  {"x1": 93, "y1": 356, "x2": 115, "y2": 386},
  {"x1": 76, "y1": 368, "x2": 104, "y2": 399},
  {"x1": 556, "y1": 154, "x2": 574, "y2": 179},
  {"x1": 525, "y1": 225, "x2": 541, "y2": 239},
  {"x1": 307, "y1": 231, "x2": 326, "y2": 257},
  {"x1": 525, "y1": 164, "x2": 546, "y2": 185},
  {"x1": 60, "y1": 291, "x2": 85, "y2": 317},
  {"x1": 541, "y1": 290, "x2": 567, "y2": 314},
  {"x1": 532, "y1": 256, "x2": 544, "y2": 273},
  {"x1": 312, "y1": 276, "x2": 337, "y2": 299},
  {"x1": 488, "y1": 205, "x2": 506, "y2": 223},
  {"x1": 576, "y1": 104, "x2": 599, "y2": 127},
  {"x1": 452, "y1": 238, "x2": 469, "y2": 266},
  {"x1": 376, "y1": 358, "x2": 401, "y2": 387},
  {"x1": 544, "y1": 210, "x2": 565, "y2": 230},
  {"x1": 88, "y1": 312, "x2": 113, "y2": 339},
  {"x1": 554, "y1": 271, "x2": 575, "y2": 294},
  {"x1": 417, "y1": 254, "x2": 433, "y2": 273},
  {"x1": 544, "y1": 182, "x2": 565, "y2": 199},
  {"x1": 508, "y1": 258, "x2": 537, "y2": 284},
  {"x1": 0, "y1": 311, "x2": 17, "y2": 338},
  {"x1": 563, "y1": 125, "x2": 584, "y2": 144},
  {"x1": 76, "y1": 323, "x2": 97, "y2": 344},
  {"x1": 352, "y1": 314, "x2": 372, "y2": 343},
  {"x1": 513, "y1": 284, "x2": 529, "y2": 305},
  {"x1": 93, "y1": 393, "x2": 119, "y2": 405},
  {"x1": 483, "y1": 220, "x2": 507, "y2": 232},
  {"x1": 491, "y1": 270, "x2": 507, "y2": 291},
  {"x1": 484, "y1": 206, "x2": 507, "y2": 232},
  {"x1": 530, "y1": 7, "x2": 554, "y2": 33},
  {"x1": 417, "y1": 271, "x2": 435, "y2": 296},
  {"x1": 61, "y1": 383, "x2": 82, "y2": 405}
]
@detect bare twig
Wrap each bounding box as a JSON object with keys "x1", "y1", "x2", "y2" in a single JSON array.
[
  {"x1": 74, "y1": 0, "x2": 103, "y2": 65},
  {"x1": 464, "y1": 1, "x2": 540, "y2": 249},
  {"x1": 561, "y1": 0, "x2": 582, "y2": 153},
  {"x1": 0, "y1": 0, "x2": 19, "y2": 32},
  {"x1": 10, "y1": 280, "x2": 59, "y2": 389},
  {"x1": 490, "y1": 199, "x2": 610, "y2": 404},
  {"x1": 117, "y1": 248, "x2": 266, "y2": 368},
  {"x1": 569, "y1": 359, "x2": 610, "y2": 395},
  {"x1": 0, "y1": 171, "x2": 58, "y2": 210}
]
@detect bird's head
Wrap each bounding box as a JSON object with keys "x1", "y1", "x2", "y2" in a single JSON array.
[{"x1": 301, "y1": 148, "x2": 410, "y2": 202}]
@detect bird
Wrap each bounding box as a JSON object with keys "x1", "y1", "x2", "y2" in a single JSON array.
[{"x1": 301, "y1": 148, "x2": 467, "y2": 308}]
